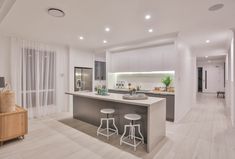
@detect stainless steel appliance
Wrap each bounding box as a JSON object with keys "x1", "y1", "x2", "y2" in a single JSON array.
[{"x1": 74, "y1": 67, "x2": 92, "y2": 91}]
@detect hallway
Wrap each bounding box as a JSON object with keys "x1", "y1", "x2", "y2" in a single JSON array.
[{"x1": 154, "y1": 93, "x2": 235, "y2": 159}]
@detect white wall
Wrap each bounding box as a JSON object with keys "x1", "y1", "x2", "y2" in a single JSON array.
[
  {"x1": 230, "y1": 34, "x2": 235, "y2": 126},
  {"x1": 174, "y1": 43, "x2": 196, "y2": 122},
  {"x1": 0, "y1": 35, "x2": 10, "y2": 83},
  {"x1": 55, "y1": 45, "x2": 69, "y2": 112},
  {"x1": 68, "y1": 47, "x2": 95, "y2": 110},
  {"x1": 225, "y1": 29, "x2": 234, "y2": 126},
  {"x1": 225, "y1": 54, "x2": 230, "y2": 116}
]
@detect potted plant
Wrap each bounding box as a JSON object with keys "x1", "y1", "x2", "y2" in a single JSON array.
[{"x1": 161, "y1": 76, "x2": 172, "y2": 91}]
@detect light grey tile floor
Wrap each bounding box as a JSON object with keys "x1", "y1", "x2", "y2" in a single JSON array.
[{"x1": 0, "y1": 93, "x2": 234, "y2": 159}]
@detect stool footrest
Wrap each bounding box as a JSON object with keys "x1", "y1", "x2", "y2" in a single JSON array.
[
  {"x1": 120, "y1": 135, "x2": 143, "y2": 149},
  {"x1": 97, "y1": 128, "x2": 117, "y2": 136}
]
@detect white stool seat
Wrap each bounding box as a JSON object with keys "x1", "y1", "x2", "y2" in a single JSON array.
[
  {"x1": 101, "y1": 108, "x2": 115, "y2": 114},
  {"x1": 124, "y1": 114, "x2": 141, "y2": 121}
]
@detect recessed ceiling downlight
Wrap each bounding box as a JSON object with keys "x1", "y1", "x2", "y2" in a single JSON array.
[
  {"x1": 105, "y1": 27, "x2": 110, "y2": 32},
  {"x1": 48, "y1": 8, "x2": 65, "y2": 17},
  {"x1": 208, "y1": 3, "x2": 224, "y2": 11},
  {"x1": 79, "y1": 36, "x2": 84, "y2": 40},
  {"x1": 148, "y1": 28, "x2": 153, "y2": 33},
  {"x1": 145, "y1": 14, "x2": 151, "y2": 20}
]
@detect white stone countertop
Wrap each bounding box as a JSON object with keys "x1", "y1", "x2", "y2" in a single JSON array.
[{"x1": 66, "y1": 91, "x2": 165, "y2": 107}]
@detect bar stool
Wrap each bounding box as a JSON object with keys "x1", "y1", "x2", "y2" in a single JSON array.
[
  {"x1": 97, "y1": 108, "x2": 118, "y2": 140},
  {"x1": 120, "y1": 114, "x2": 144, "y2": 151}
]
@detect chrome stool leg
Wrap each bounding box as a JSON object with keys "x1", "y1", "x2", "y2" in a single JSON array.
[
  {"x1": 120, "y1": 125, "x2": 128, "y2": 145},
  {"x1": 97, "y1": 118, "x2": 104, "y2": 136},
  {"x1": 111, "y1": 118, "x2": 119, "y2": 135},
  {"x1": 106, "y1": 118, "x2": 109, "y2": 140},
  {"x1": 137, "y1": 124, "x2": 144, "y2": 144}
]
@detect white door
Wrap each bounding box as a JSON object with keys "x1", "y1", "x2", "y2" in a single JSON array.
[{"x1": 203, "y1": 64, "x2": 224, "y2": 93}]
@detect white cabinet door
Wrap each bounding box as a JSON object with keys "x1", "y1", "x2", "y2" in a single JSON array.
[
  {"x1": 109, "y1": 44, "x2": 177, "y2": 72},
  {"x1": 110, "y1": 53, "x2": 130, "y2": 72}
]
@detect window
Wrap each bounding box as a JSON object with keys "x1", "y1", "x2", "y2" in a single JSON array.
[{"x1": 21, "y1": 48, "x2": 56, "y2": 108}]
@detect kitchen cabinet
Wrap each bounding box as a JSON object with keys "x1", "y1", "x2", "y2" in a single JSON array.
[
  {"x1": 109, "y1": 44, "x2": 177, "y2": 73},
  {"x1": 108, "y1": 89, "x2": 175, "y2": 122},
  {"x1": 95, "y1": 61, "x2": 106, "y2": 80},
  {"x1": 146, "y1": 93, "x2": 175, "y2": 122}
]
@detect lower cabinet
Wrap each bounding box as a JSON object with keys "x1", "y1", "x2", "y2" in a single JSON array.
[
  {"x1": 146, "y1": 93, "x2": 174, "y2": 122},
  {"x1": 108, "y1": 89, "x2": 175, "y2": 122}
]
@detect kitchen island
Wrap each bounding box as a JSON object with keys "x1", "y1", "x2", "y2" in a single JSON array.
[
  {"x1": 66, "y1": 91, "x2": 166, "y2": 153},
  {"x1": 108, "y1": 89, "x2": 175, "y2": 121}
]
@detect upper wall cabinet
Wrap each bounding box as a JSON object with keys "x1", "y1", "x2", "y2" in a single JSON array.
[
  {"x1": 95, "y1": 61, "x2": 106, "y2": 80},
  {"x1": 109, "y1": 44, "x2": 177, "y2": 72}
]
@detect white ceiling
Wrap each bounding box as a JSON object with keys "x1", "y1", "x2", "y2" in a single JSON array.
[
  {"x1": 179, "y1": 29, "x2": 233, "y2": 57},
  {"x1": 197, "y1": 55, "x2": 226, "y2": 62},
  {"x1": 0, "y1": 0, "x2": 235, "y2": 52}
]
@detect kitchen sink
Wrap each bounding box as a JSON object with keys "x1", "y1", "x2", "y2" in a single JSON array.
[{"x1": 122, "y1": 93, "x2": 148, "y2": 100}]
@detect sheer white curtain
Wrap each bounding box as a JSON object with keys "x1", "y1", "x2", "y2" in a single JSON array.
[{"x1": 11, "y1": 38, "x2": 57, "y2": 118}]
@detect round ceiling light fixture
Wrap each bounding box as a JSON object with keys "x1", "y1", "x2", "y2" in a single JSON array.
[
  {"x1": 48, "y1": 8, "x2": 65, "y2": 17},
  {"x1": 208, "y1": 3, "x2": 224, "y2": 11}
]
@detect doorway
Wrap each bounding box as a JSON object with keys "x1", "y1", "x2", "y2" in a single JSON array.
[
  {"x1": 202, "y1": 64, "x2": 224, "y2": 93},
  {"x1": 198, "y1": 67, "x2": 203, "y2": 92}
]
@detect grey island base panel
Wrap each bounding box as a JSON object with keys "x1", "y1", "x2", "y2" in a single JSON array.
[
  {"x1": 72, "y1": 95, "x2": 166, "y2": 153},
  {"x1": 73, "y1": 96, "x2": 147, "y2": 141}
]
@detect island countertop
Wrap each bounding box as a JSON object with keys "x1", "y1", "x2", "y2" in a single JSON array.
[{"x1": 66, "y1": 91, "x2": 165, "y2": 107}]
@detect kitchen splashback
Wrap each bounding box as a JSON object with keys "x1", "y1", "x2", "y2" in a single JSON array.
[{"x1": 108, "y1": 72, "x2": 175, "y2": 90}]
